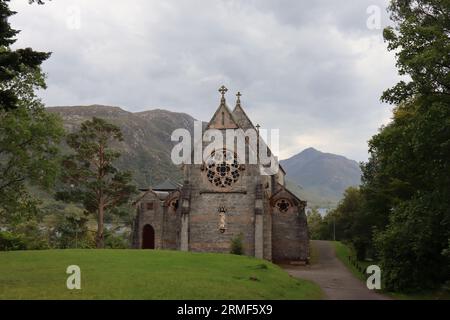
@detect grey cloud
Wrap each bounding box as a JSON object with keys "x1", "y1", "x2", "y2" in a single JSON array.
[{"x1": 10, "y1": 0, "x2": 398, "y2": 161}]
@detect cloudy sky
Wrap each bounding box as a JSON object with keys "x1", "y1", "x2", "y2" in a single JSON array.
[{"x1": 10, "y1": 0, "x2": 400, "y2": 161}]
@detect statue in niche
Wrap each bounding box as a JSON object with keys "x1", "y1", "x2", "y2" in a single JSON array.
[{"x1": 218, "y1": 207, "x2": 226, "y2": 233}]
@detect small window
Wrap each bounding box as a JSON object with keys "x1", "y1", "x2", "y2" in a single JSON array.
[
  {"x1": 146, "y1": 202, "x2": 154, "y2": 211},
  {"x1": 275, "y1": 199, "x2": 291, "y2": 213}
]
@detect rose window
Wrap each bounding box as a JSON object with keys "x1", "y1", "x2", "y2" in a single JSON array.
[
  {"x1": 276, "y1": 199, "x2": 291, "y2": 212},
  {"x1": 205, "y1": 149, "x2": 241, "y2": 188}
]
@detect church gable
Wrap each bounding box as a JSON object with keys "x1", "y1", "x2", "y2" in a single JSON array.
[
  {"x1": 232, "y1": 92, "x2": 255, "y2": 130},
  {"x1": 207, "y1": 86, "x2": 239, "y2": 130}
]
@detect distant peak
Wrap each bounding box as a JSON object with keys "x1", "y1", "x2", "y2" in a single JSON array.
[{"x1": 301, "y1": 147, "x2": 321, "y2": 154}]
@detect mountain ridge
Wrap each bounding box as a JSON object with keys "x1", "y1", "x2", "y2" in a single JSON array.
[
  {"x1": 280, "y1": 147, "x2": 362, "y2": 207},
  {"x1": 47, "y1": 105, "x2": 362, "y2": 207},
  {"x1": 47, "y1": 105, "x2": 199, "y2": 188}
]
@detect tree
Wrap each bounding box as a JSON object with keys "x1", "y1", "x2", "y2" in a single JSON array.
[
  {"x1": 381, "y1": 0, "x2": 450, "y2": 105},
  {"x1": 359, "y1": 0, "x2": 450, "y2": 291},
  {"x1": 0, "y1": 66, "x2": 64, "y2": 228},
  {"x1": 57, "y1": 118, "x2": 136, "y2": 248},
  {"x1": 364, "y1": 99, "x2": 450, "y2": 291},
  {"x1": 0, "y1": 0, "x2": 62, "y2": 231},
  {"x1": 0, "y1": 0, "x2": 50, "y2": 111},
  {"x1": 53, "y1": 205, "x2": 91, "y2": 249},
  {"x1": 306, "y1": 208, "x2": 325, "y2": 240}
]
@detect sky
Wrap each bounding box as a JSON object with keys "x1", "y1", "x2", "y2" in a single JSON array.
[{"x1": 10, "y1": 0, "x2": 400, "y2": 161}]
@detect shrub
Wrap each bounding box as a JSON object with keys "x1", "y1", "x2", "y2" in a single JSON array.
[
  {"x1": 104, "y1": 230, "x2": 130, "y2": 249},
  {"x1": 0, "y1": 231, "x2": 26, "y2": 251},
  {"x1": 230, "y1": 233, "x2": 244, "y2": 255}
]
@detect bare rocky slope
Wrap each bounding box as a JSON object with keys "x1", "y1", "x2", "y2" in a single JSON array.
[{"x1": 47, "y1": 105, "x2": 197, "y2": 188}]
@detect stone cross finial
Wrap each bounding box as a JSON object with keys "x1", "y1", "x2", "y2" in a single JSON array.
[
  {"x1": 218, "y1": 85, "x2": 228, "y2": 102},
  {"x1": 236, "y1": 91, "x2": 242, "y2": 107}
]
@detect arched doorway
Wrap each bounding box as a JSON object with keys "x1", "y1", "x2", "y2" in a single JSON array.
[{"x1": 142, "y1": 224, "x2": 155, "y2": 249}]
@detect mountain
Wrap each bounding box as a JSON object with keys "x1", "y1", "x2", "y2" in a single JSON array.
[
  {"x1": 48, "y1": 106, "x2": 361, "y2": 207},
  {"x1": 281, "y1": 148, "x2": 362, "y2": 207},
  {"x1": 47, "y1": 105, "x2": 198, "y2": 188}
]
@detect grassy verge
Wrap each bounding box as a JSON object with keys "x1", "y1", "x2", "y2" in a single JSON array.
[
  {"x1": 333, "y1": 241, "x2": 450, "y2": 300},
  {"x1": 0, "y1": 249, "x2": 323, "y2": 300},
  {"x1": 333, "y1": 241, "x2": 371, "y2": 282}
]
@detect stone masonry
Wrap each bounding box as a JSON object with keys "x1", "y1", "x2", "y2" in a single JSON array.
[{"x1": 132, "y1": 87, "x2": 309, "y2": 263}]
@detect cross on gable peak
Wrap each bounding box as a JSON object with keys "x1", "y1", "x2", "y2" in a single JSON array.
[
  {"x1": 218, "y1": 85, "x2": 228, "y2": 98},
  {"x1": 236, "y1": 91, "x2": 242, "y2": 107}
]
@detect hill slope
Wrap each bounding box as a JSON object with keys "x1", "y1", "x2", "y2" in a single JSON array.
[
  {"x1": 47, "y1": 105, "x2": 197, "y2": 188},
  {"x1": 281, "y1": 148, "x2": 362, "y2": 207},
  {"x1": 48, "y1": 106, "x2": 361, "y2": 206}
]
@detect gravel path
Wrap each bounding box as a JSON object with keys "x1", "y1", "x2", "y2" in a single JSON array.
[{"x1": 282, "y1": 240, "x2": 390, "y2": 300}]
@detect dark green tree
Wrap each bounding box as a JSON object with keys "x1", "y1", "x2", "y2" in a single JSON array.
[
  {"x1": 0, "y1": 0, "x2": 62, "y2": 228},
  {"x1": 382, "y1": 0, "x2": 450, "y2": 105},
  {"x1": 360, "y1": 0, "x2": 450, "y2": 292},
  {"x1": 57, "y1": 118, "x2": 136, "y2": 248},
  {"x1": 0, "y1": 0, "x2": 50, "y2": 111},
  {"x1": 0, "y1": 66, "x2": 64, "y2": 229}
]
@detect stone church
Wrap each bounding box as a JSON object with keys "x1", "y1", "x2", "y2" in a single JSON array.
[{"x1": 132, "y1": 86, "x2": 309, "y2": 262}]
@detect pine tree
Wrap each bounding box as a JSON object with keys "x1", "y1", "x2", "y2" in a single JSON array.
[{"x1": 57, "y1": 118, "x2": 136, "y2": 248}]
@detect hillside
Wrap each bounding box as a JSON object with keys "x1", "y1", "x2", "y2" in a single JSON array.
[
  {"x1": 48, "y1": 106, "x2": 361, "y2": 206},
  {"x1": 47, "y1": 105, "x2": 197, "y2": 188},
  {"x1": 281, "y1": 148, "x2": 362, "y2": 207}
]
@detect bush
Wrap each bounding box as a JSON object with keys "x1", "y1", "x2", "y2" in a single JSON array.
[
  {"x1": 0, "y1": 231, "x2": 27, "y2": 251},
  {"x1": 230, "y1": 234, "x2": 244, "y2": 255},
  {"x1": 52, "y1": 206, "x2": 92, "y2": 249},
  {"x1": 13, "y1": 220, "x2": 50, "y2": 250},
  {"x1": 104, "y1": 230, "x2": 130, "y2": 249}
]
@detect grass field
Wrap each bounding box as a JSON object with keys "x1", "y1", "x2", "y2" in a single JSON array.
[{"x1": 0, "y1": 249, "x2": 323, "y2": 300}]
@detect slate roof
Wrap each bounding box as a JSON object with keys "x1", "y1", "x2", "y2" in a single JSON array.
[
  {"x1": 152, "y1": 179, "x2": 182, "y2": 191},
  {"x1": 284, "y1": 179, "x2": 305, "y2": 202}
]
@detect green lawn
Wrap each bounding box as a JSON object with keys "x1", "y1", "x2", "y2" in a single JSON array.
[{"x1": 0, "y1": 249, "x2": 323, "y2": 300}]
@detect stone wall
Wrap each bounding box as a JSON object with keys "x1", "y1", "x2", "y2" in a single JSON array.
[
  {"x1": 136, "y1": 192, "x2": 164, "y2": 249},
  {"x1": 271, "y1": 203, "x2": 309, "y2": 262},
  {"x1": 186, "y1": 163, "x2": 259, "y2": 255},
  {"x1": 162, "y1": 192, "x2": 181, "y2": 250}
]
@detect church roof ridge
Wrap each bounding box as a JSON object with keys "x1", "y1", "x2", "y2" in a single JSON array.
[{"x1": 153, "y1": 178, "x2": 182, "y2": 191}]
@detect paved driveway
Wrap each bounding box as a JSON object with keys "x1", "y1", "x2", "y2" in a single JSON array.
[{"x1": 282, "y1": 240, "x2": 390, "y2": 300}]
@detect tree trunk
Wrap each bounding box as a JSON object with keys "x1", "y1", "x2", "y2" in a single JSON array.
[{"x1": 96, "y1": 203, "x2": 104, "y2": 248}]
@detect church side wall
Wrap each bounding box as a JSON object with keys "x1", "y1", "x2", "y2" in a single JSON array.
[{"x1": 271, "y1": 204, "x2": 308, "y2": 262}]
